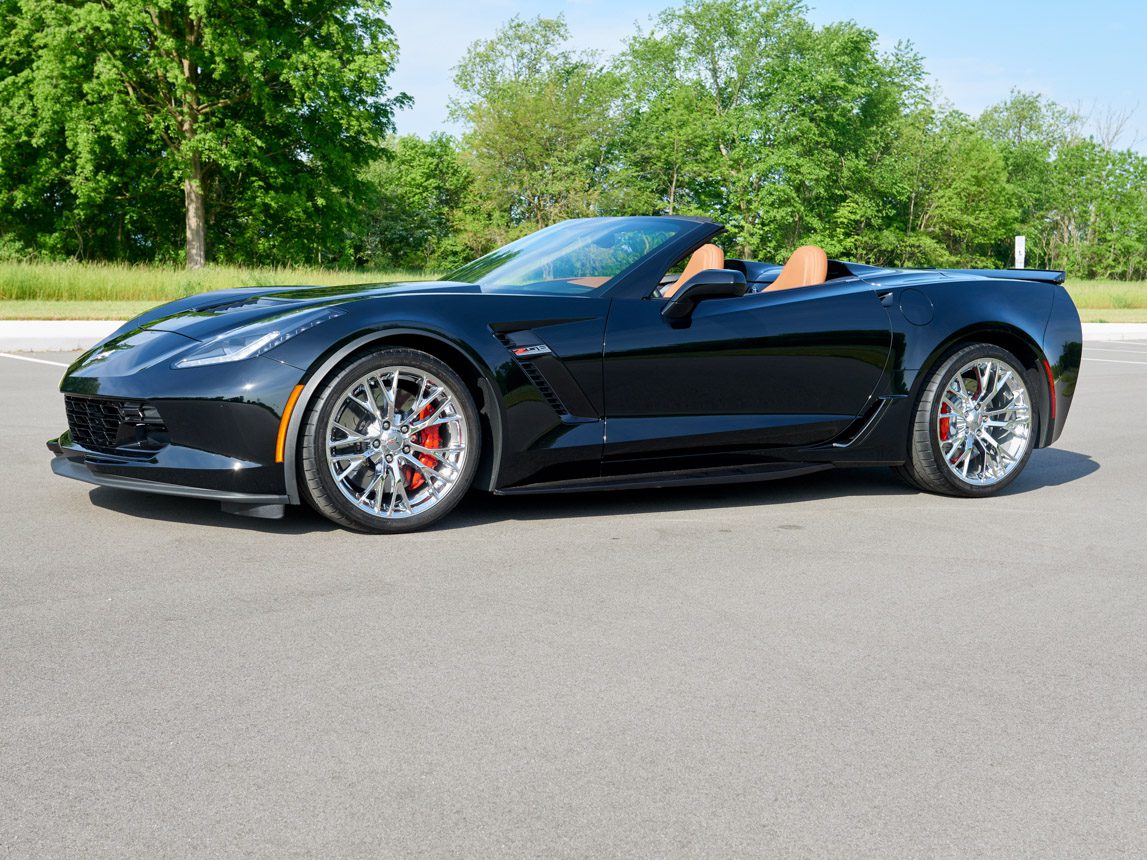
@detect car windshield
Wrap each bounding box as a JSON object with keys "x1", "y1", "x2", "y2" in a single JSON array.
[{"x1": 443, "y1": 218, "x2": 686, "y2": 294}]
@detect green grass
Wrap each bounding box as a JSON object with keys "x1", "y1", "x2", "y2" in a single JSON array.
[
  {"x1": 1064, "y1": 278, "x2": 1147, "y2": 312},
  {"x1": 0, "y1": 261, "x2": 1144, "y2": 320},
  {"x1": 1077, "y1": 308, "x2": 1147, "y2": 323},
  {"x1": 0, "y1": 260, "x2": 432, "y2": 304},
  {"x1": 0, "y1": 300, "x2": 163, "y2": 319}
]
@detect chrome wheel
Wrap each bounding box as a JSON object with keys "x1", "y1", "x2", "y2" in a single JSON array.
[
  {"x1": 936, "y1": 357, "x2": 1032, "y2": 486},
  {"x1": 324, "y1": 365, "x2": 469, "y2": 520}
]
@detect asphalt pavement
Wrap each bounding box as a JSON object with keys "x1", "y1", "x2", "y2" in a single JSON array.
[{"x1": 1, "y1": 343, "x2": 1144, "y2": 857}]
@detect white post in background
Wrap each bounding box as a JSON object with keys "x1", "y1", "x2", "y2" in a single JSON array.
[{"x1": 1015, "y1": 235, "x2": 1026, "y2": 269}]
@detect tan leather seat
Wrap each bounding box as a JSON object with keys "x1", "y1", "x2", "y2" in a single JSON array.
[
  {"x1": 663, "y1": 243, "x2": 725, "y2": 298},
  {"x1": 765, "y1": 245, "x2": 828, "y2": 291}
]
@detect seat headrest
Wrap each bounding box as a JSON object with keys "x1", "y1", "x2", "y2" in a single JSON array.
[
  {"x1": 765, "y1": 245, "x2": 828, "y2": 291},
  {"x1": 663, "y1": 244, "x2": 726, "y2": 298}
]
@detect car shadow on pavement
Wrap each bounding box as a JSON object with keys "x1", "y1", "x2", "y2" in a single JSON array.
[
  {"x1": 86, "y1": 487, "x2": 341, "y2": 535},
  {"x1": 446, "y1": 448, "x2": 1099, "y2": 529},
  {"x1": 85, "y1": 448, "x2": 1098, "y2": 534},
  {"x1": 1011, "y1": 447, "x2": 1100, "y2": 489}
]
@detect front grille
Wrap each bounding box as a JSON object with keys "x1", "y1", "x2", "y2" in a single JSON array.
[{"x1": 64, "y1": 396, "x2": 168, "y2": 454}]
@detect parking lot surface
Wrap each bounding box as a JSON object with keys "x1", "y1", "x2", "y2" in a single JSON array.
[{"x1": 1, "y1": 343, "x2": 1144, "y2": 856}]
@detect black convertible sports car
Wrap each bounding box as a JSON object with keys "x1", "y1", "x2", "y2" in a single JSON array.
[{"x1": 49, "y1": 216, "x2": 1082, "y2": 532}]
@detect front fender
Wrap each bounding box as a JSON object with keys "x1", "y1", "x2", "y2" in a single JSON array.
[{"x1": 278, "y1": 326, "x2": 507, "y2": 504}]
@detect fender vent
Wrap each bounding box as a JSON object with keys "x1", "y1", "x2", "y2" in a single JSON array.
[
  {"x1": 517, "y1": 361, "x2": 568, "y2": 415},
  {"x1": 493, "y1": 332, "x2": 570, "y2": 416}
]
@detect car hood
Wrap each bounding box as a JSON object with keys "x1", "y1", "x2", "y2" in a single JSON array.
[{"x1": 122, "y1": 280, "x2": 480, "y2": 343}]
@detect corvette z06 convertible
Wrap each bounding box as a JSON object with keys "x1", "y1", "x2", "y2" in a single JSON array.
[{"x1": 49, "y1": 217, "x2": 1082, "y2": 533}]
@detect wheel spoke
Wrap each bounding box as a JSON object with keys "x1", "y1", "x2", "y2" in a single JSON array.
[
  {"x1": 406, "y1": 379, "x2": 440, "y2": 420},
  {"x1": 408, "y1": 442, "x2": 465, "y2": 459},
  {"x1": 978, "y1": 361, "x2": 992, "y2": 399},
  {"x1": 978, "y1": 431, "x2": 1017, "y2": 462},
  {"x1": 329, "y1": 422, "x2": 368, "y2": 448},
  {"x1": 941, "y1": 389, "x2": 968, "y2": 417},
  {"x1": 359, "y1": 471, "x2": 383, "y2": 504},
  {"x1": 334, "y1": 455, "x2": 368, "y2": 481},
  {"x1": 405, "y1": 458, "x2": 443, "y2": 499},
  {"x1": 983, "y1": 405, "x2": 1028, "y2": 417},
  {"x1": 387, "y1": 370, "x2": 400, "y2": 423},
  {"x1": 983, "y1": 418, "x2": 1020, "y2": 430},
  {"x1": 942, "y1": 431, "x2": 967, "y2": 459},
  {"x1": 348, "y1": 386, "x2": 381, "y2": 422},
  {"x1": 410, "y1": 400, "x2": 456, "y2": 432},
  {"x1": 401, "y1": 453, "x2": 455, "y2": 483},
  {"x1": 979, "y1": 369, "x2": 1012, "y2": 406},
  {"x1": 391, "y1": 463, "x2": 411, "y2": 512}
]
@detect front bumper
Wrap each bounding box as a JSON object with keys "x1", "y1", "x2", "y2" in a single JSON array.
[
  {"x1": 48, "y1": 395, "x2": 292, "y2": 499},
  {"x1": 48, "y1": 445, "x2": 289, "y2": 506},
  {"x1": 49, "y1": 330, "x2": 308, "y2": 504}
]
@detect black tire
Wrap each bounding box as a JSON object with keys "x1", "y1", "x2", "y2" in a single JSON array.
[
  {"x1": 299, "y1": 348, "x2": 480, "y2": 533},
  {"x1": 893, "y1": 343, "x2": 1036, "y2": 497}
]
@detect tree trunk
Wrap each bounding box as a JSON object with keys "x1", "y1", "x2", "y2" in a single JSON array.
[{"x1": 184, "y1": 150, "x2": 206, "y2": 269}]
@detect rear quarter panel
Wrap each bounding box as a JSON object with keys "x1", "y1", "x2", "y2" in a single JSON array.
[{"x1": 853, "y1": 272, "x2": 1070, "y2": 457}]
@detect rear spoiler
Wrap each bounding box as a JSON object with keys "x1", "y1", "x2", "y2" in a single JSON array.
[{"x1": 945, "y1": 268, "x2": 1066, "y2": 285}]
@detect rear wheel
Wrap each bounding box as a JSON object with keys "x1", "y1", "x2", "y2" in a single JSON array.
[
  {"x1": 894, "y1": 343, "x2": 1035, "y2": 497},
  {"x1": 300, "y1": 348, "x2": 479, "y2": 533}
]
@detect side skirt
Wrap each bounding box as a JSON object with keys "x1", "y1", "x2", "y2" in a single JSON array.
[{"x1": 494, "y1": 461, "x2": 834, "y2": 495}]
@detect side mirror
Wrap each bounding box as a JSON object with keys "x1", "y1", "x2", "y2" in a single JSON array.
[{"x1": 661, "y1": 269, "x2": 747, "y2": 321}]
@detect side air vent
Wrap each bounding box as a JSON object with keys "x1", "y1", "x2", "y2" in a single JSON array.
[
  {"x1": 832, "y1": 396, "x2": 894, "y2": 449},
  {"x1": 493, "y1": 332, "x2": 571, "y2": 416},
  {"x1": 518, "y1": 361, "x2": 568, "y2": 415}
]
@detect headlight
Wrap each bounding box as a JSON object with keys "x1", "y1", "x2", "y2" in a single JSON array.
[{"x1": 174, "y1": 307, "x2": 344, "y2": 368}]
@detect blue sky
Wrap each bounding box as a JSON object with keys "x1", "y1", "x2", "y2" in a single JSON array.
[{"x1": 387, "y1": 0, "x2": 1147, "y2": 150}]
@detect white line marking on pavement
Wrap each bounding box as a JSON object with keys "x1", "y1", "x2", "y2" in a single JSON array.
[
  {"x1": 0, "y1": 352, "x2": 69, "y2": 368},
  {"x1": 1082, "y1": 357, "x2": 1147, "y2": 366},
  {"x1": 1087, "y1": 347, "x2": 1147, "y2": 355}
]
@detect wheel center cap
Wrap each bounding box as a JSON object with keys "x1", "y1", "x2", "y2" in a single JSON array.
[
  {"x1": 966, "y1": 409, "x2": 982, "y2": 431},
  {"x1": 380, "y1": 429, "x2": 404, "y2": 452}
]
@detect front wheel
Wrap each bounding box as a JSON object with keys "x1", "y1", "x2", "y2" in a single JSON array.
[
  {"x1": 894, "y1": 343, "x2": 1036, "y2": 497},
  {"x1": 300, "y1": 348, "x2": 480, "y2": 533}
]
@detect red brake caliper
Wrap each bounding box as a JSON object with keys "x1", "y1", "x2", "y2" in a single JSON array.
[
  {"x1": 403, "y1": 404, "x2": 441, "y2": 491},
  {"x1": 939, "y1": 401, "x2": 951, "y2": 442}
]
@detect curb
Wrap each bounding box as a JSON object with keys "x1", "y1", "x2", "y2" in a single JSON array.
[
  {"x1": 1080, "y1": 323, "x2": 1147, "y2": 342},
  {"x1": 0, "y1": 319, "x2": 1144, "y2": 352},
  {"x1": 0, "y1": 320, "x2": 121, "y2": 352}
]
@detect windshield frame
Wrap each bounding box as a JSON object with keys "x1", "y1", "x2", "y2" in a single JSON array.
[{"x1": 443, "y1": 216, "x2": 721, "y2": 299}]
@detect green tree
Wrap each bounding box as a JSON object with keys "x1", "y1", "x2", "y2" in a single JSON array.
[
  {"x1": 615, "y1": 0, "x2": 923, "y2": 261},
  {"x1": 915, "y1": 116, "x2": 1018, "y2": 266},
  {"x1": 979, "y1": 90, "x2": 1078, "y2": 268},
  {"x1": 1047, "y1": 140, "x2": 1147, "y2": 280},
  {"x1": 613, "y1": 22, "x2": 720, "y2": 216},
  {"x1": 0, "y1": 0, "x2": 406, "y2": 267},
  {"x1": 361, "y1": 134, "x2": 475, "y2": 269},
  {"x1": 451, "y1": 15, "x2": 622, "y2": 234}
]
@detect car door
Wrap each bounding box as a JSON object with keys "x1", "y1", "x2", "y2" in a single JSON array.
[{"x1": 601, "y1": 278, "x2": 892, "y2": 465}]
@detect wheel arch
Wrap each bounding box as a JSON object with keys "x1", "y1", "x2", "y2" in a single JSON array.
[
  {"x1": 281, "y1": 328, "x2": 505, "y2": 504},
  {"x1": 913, "y1": 323, "x2": 1054, "y2": 448}
]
